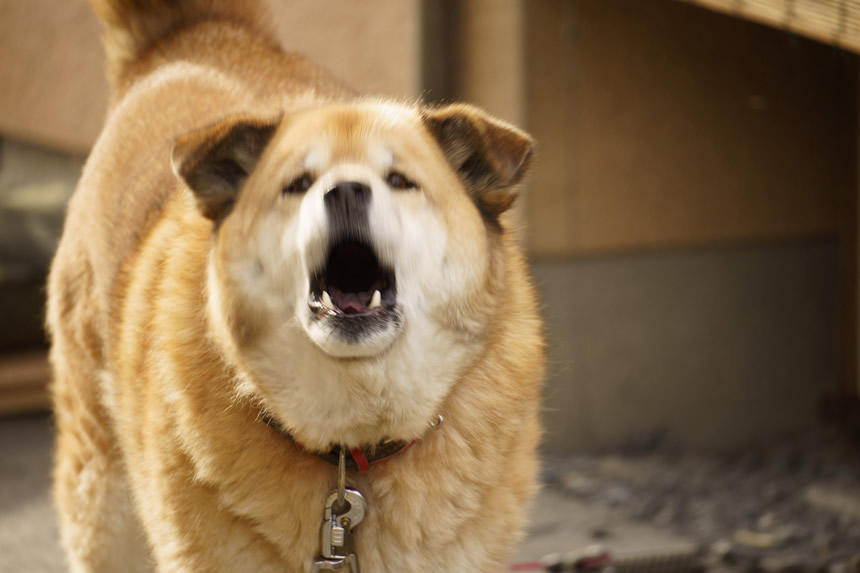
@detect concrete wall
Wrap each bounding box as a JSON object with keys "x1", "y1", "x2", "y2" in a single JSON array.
[{"x1": 535, "y1": 240, "x2": 839, "y2": 453}]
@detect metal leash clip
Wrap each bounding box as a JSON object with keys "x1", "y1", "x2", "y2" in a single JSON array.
[{"x1": 312, "y1": 448, "x2": 367, "y2": 573}]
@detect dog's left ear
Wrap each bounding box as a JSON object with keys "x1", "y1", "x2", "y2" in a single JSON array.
[
  {"x1": 423, "y1": 103, "x2": 533, "y2": 218},
  {"x1": 171, "y1": 115, "x2": 280, "y2": 221}
]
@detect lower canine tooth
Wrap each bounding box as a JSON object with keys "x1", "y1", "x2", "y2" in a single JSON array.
[
  {"x1": 321, "y1": 290, "x2": 334, "y2": 309},
  {"x1": 369, "y1": 290, "x2": 381, "y2": 309}
]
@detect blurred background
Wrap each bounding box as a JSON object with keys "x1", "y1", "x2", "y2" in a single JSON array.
[{"x1": 1, "y1": 0, "x2": 859, "y2": 570}]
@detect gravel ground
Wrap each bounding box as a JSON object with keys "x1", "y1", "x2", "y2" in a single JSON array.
[{"x1": 541, "y1": 430, "x2": 860, "y2": 571}]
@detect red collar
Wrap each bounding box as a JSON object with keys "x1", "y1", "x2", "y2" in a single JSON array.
[{"x1": 261, "y1": 412, "x2": 414, "y2": 473}]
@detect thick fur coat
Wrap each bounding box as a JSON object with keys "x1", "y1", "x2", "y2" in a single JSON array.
[{"x1": 47, "y1": 1, "x2": 545, "y2": 571}]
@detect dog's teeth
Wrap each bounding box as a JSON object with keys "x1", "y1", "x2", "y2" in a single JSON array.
[
  {"x1": 369, "y1": 290, "x2": 381, "y2": 309},
  {"x1": 321, "y1": 290, "x2": 334, "y2": 309}
]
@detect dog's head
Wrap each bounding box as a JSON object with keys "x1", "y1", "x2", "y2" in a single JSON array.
[{"x1": 172, "y1": 100, "x2": 532, "y2": 449}]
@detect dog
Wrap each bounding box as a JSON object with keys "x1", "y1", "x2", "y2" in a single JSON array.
[{"x1": 47, "y1": 1, "x2": 544, "y2": 570}]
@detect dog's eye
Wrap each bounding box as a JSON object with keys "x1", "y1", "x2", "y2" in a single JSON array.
[
  {"x1": 385, "y1": 171, "x2": 418, "y2": 190},
  {"x1": 283, "y1": 173, "x2": 314, "y2": 195}
]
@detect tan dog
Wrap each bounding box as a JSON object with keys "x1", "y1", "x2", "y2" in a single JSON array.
[{"x1": 47, "y1": 1, "x2": 544, "y2": 571}]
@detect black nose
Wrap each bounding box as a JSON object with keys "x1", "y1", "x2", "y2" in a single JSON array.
[{"x1": 325, "y1": 181, "x2": 371, "y2": 226}]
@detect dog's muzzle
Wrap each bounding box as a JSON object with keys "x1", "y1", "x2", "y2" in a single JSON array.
[{"x1": 307, "y1": 180, "x2": 399, "y2": 340}]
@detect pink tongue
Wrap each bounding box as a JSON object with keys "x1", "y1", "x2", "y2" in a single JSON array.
[{"x1": 329, "y1": 288, "x2": 370, "y2": 314}]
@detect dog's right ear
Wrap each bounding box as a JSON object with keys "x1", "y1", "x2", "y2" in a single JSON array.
[
  {"x1": 171, "y1": 115, "x2": 280, "y2": 221},
  {"x1": 423, "y1": 104, "x2": 533, "y2": 221}
]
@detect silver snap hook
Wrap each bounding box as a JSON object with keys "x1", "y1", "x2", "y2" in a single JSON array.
[{"x1": 428, "y1": 413, "x2": 445, "y2": 430}]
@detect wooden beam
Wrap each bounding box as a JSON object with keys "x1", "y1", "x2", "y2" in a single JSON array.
[{"x1": 677, "y1": 0, "x2": 860, "y2": 55}]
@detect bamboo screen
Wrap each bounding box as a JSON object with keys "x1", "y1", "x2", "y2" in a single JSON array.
[{"x1": 678, "y1": 0, "x2": 860, "y2": 54}]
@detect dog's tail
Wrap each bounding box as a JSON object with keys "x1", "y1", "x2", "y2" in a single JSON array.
[{"x1": 90, "y1": 0, "x2": 274, "y2": 96}]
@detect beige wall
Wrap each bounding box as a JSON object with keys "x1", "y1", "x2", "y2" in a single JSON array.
[
  {"x1": 0, "y1": 0, "x2": 420, "y2": 153},
  {"x1": 0, "y1": 1, "x2": 107, "y2": 153},
  {"x1": 455, "y1": 0, "x2": 525, "y2": 126},
  {"x1": 525, "y1": 0, "x2": 855, "y2": 256},
  {"x1": 454, "y1": 0, "x2": 529, "y2": 239}
]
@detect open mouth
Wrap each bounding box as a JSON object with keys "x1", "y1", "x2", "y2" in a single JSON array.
[{"x1": 309, "y1": 240, "x2": 396, "y2": 317}]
